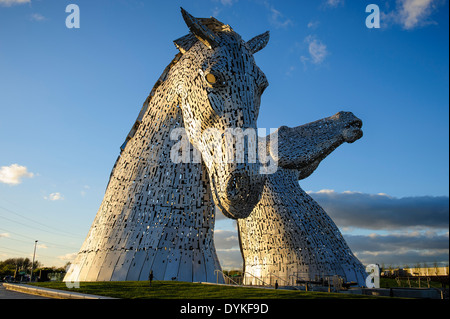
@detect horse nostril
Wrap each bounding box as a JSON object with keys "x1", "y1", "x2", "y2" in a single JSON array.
[
  {"x1": 228, "y1": 177, "x2": 239, "y2": 197},
  {"x1": 226, "y1": 173, "x2": 251, "y2": 200},
  {"x1": 345, "y1": 119, "x2": 362, "y2": 129},
  {"x1": 352, "y1": 119, "x2": 362, "y2": 128}
]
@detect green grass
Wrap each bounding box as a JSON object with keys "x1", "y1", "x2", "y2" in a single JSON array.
[{"x1": 30, "y1": 281, "x2": 386, "y2": 299}]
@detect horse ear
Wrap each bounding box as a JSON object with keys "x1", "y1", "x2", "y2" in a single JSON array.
[
  {"x1": 180, "y1": 7, "x2": 217, "y2": 49},
  {"x1": 246, "y1": 31, "x2": 270, "y2": 54}
]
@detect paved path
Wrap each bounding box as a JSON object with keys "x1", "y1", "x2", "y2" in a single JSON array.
[{"x1": 0, "y1": 283, "x2": 52, "y2": 299}]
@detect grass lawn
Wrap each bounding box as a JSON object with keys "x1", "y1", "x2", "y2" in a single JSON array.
[{"x1": 30, "y1": 281, "x2": 387, "y2": 299}]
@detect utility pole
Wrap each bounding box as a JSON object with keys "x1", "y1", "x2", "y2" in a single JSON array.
[
  {"x1": 30, "y1": 240, "x2": 38, "y2": 283},
  {"x1": 14, "y1": 261, "x2": 18, "y2": 281}
]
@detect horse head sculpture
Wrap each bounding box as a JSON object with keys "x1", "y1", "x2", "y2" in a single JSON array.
[
  {"x1": 64, "y1": 8, "x2": 367, "y2": 285},
  {"x1": 172, "y1": 8, "x2": 270, "y2": 219}
]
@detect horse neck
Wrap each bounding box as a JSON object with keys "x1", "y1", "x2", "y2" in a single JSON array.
[
  {"x1": 146, "y1": 89, "x2": 181, "y2": 146},
  {"x1": 141, "y1": 58, "x2": 183, "y2": 143},
  {"x1": 131, "y1": 55, "x2": 187, "y2": 162}
]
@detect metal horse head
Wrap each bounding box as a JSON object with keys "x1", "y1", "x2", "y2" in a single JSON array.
[{"x1": 172, "y1": 8, "x2": 270, "y2": 219}]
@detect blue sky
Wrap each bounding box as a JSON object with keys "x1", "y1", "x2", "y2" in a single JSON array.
[{"x1": 0, "y1": 0, "x2": 448, "y2": 270}]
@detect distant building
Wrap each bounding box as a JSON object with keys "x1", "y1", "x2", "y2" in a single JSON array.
[
  {"x1": 382, "y1": 266, "x2": 449, "y2": 277},
  {"x1": 404, "y1": 266, "x2": 449, "y2": 277}
]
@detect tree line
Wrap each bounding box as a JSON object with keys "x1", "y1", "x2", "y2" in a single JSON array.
[{"x1": 0, "y1": 258, "x2": 68, "y2": 281}]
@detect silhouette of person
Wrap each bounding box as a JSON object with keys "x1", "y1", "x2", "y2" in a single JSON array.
[{"x1": 149, "y1": 270, "x2": 154, "y2": 287}]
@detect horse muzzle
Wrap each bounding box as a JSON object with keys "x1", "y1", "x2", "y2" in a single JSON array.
[{"x1": 210, "y1": 163, "x2": 266, "y2": 219}]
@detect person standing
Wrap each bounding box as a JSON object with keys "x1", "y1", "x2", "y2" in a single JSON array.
[{"x1": 149, "y1": 270, "x2": 154, "y2": 287}]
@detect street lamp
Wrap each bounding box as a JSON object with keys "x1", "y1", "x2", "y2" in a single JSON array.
[{"x1": 30, "y1": 240, "x2": 38, "y2": 283}]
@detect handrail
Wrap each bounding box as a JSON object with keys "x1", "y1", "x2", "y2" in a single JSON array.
[
  {"x1": 394, "y1": 276, "x2": 432, "y2": 288},
  {"x1": 290, "y1": 272, "x2": 318, "y2": 285},
  {"x1": 289, "y1": 273, "x2": 345, "y2": 286},
  {"x1": 214, "y1": 269, "x2": 240, "y2": 286},
  {"x1": 242, "y1": 272, "x2": 271, "y2": 287},
  {"x1": 269, "y1": 273, "x2": 297, "y2": 289}
]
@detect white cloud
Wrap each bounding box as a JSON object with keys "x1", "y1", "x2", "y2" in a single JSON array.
[
  {"x1": 211, "y1": 0, "x2": 236, "y2": 15},
  {"x1": 308, "y1": 38, "x2": 328, "y2": 64},
  {"x1": 214, "y1": 229, "x2": 239, "y2": 250},
  {"x1": 269, "y1": 7, "x2": 293, "y2": 28},
  {"x1": 44, "y1": 192, "x2": 64, "y2": 201},
  {"x1": 214, "y1": 228, "x2": 243, "y2": 270},
  {"x1": 383, "y1": 0, "x2": 441, "y2": 29},
  {"x1": 58, "y1": 252, "x2": 78, "y2": 262},
  {"x1": 30, "y1": 13, "x2": 46, "y2": 22},
  {"x1": 316, "y1": 189, "x2": 335, "y2": 194},
  {"x1": 307, "y1": 20, "x2": 320, "y2": 29},
  {"x1": 80, "y1": 185, "x2": 90, "y2": 197},
  {"x1": 0, "y1": 0, "x2": 30, "y2": 6},
  {"x1": 262, "y1": 1, "x2": 293, "y2": 29},
  {"x1": 301, "y1": 35, "x2": 329, "y2": 65},
  {"x1": 0, "y1": 233, "x2": 10, "y2": 238},
  {"x1": 0, "y1": 164, "x2": 34, "y2": 185},
  {"x1": 399, "y1": 0, "x2": 437, "y2": 29},
  {"x1": 285, "y1": 65, "x2": 296, "y2": 77},
  {"x1": 220, "y1": 0, "x2": 235, "y2": 5},
  {"x1": 216, "y1": 249, "x2": 243, "y2": 270},
  {"x1": 325, "y1": 0, "x2": 344, "y2": 8}
]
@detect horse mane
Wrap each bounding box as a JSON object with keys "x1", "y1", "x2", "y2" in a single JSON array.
[
  {"x1": 119, "y1": 52, "x2": 182, "y2": 151},
  {"x1": 121, "y1": 17, "x2": 231, "y2": 151}
]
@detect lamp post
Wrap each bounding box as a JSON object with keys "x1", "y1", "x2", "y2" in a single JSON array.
[{"x1": 30, "y1": 240, "x2": 38, "y2": 283}]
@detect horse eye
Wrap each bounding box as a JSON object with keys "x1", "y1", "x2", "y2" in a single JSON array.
[
  {"x1": 204, "y1": 71, "x2": 226, "y2": 88},
  {"x1": 205, "y1": 73, "x2": 217, "y2": 85}
]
